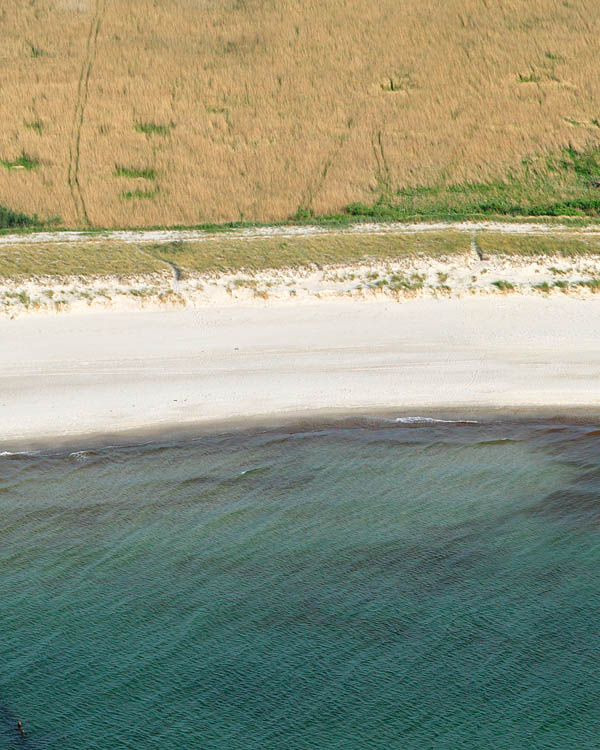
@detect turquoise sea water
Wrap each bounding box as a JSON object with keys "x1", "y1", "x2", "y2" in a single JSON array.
[{"x1": 1, "y1": 417, "x2": 599, "y2": 748}]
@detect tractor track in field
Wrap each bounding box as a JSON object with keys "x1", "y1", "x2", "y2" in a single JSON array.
[{"x1": 67, "y1": 0, "x2": 106, "y2": 227}]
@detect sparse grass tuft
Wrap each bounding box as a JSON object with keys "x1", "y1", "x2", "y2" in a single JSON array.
[
  {"x1": 1, "y1": 151, "x2": 40, "y2": 171},
  {"x1": 575, "y1": 278, "x2": 600, "y2": 291},
  {"x1": 24, "y1": 119, "x2": 44, "y2": 134},
  {"x1": 517, "y1": 71, "x2": 540, "y2": 83},
  {"x1": 120, "y1": 188, "x2": 158, "y2": 201},
  {"x1": 491, "y1": 280, "x2": 515, "y2": 291},
  {"x1": 26, "y1": 41, "x2": 46, "y2": 58},
  {"x1": 370, "y1": 272, "x2": 424, "y2": 294},
  {"x1": 0, "y1": 204, "x2": 40, "y2": 229},
  {"x1": 115, "y1": 165, "x2": 156, "y2": 179},
  {"x1": 134, "y1": 121, "x2": 171, "y2": 137},
  {"x1": 533, "y1": 277, "x2": 600, "y2": 294}
]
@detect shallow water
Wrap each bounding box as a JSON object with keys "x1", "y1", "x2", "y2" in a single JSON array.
[{"x1": 1, "y1": 417, "x2": 599, "y2": 748}]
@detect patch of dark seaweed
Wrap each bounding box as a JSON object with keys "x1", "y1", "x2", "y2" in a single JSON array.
[
  {"x1": 333, "y1": 533, "x2": 490, "y2": 588},
  {"x1": 18, "y1": 500, "x2": 129, "y2": 529},
  {"x1": 260, "y1": 602, "x2": 413, "y2": 641},
  {"x1": 173, "y1": 553, "x2": 245, "y2": 576},
  {"x1": 470, "y1": 438, "x2": 524, "y2": 448},
  {"x1": 526, "y1": 489, "x2": 600, "y2": 526},
  {"x1": 527, "y1": 560, "x2": 577, "y2": 585},
  {"x1": 218, "y1": 465, "x2": 271, "y2": 487},
  {"x1": 353, "y1": 437, "x2": 432, "y2": 450},
  {"x1": 569, "y1": 466, "x2": 600, "y2": 488},
  {"x1": 176, "y1": 474, "x2": 216, "y2": 490},
  {"x1": 215, "y1": 467, "x2": 316, "y2": 496},
  {"x1": 543, "y1": 427, "x2": 600, "y2": 453},
  {"x1": 264, "y1": 473, "x2": 317, "y2": 494}
]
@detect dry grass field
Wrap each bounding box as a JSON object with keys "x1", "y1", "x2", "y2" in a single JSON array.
[{"x1": 1, "y1": 0, "x2": 600, "y2": 229}]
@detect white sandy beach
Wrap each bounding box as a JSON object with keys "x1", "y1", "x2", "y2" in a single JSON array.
[{"x1": 1, "y1": 294, "x2": 598, "y2": 447}]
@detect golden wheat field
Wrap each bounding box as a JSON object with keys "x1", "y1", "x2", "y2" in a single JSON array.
[{"x1": 1, "y1": 0, "x2": 599, "y2": 228}]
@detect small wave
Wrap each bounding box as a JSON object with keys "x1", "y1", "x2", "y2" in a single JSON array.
[
  {"x1": 393, "y1": 417, "x2": 479, "y2": 425},
  {"x1": 0, "y1": 450, "x2": 40, "y2": 458},
  {"x1": 472, "y1": 438, "x2": 519, "y2": 446},
  {"x1": 69, "y1": 450, "x2": 98, "y2": 459},
  {"x1": 240, "y1": 466, "x2": 269, "y2": 477}
]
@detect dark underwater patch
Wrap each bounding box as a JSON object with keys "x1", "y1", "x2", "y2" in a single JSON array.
[{"x1": 526, "y1": 489, "x2": 600, "y2": 526}]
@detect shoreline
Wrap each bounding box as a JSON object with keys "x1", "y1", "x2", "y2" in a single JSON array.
[
  {"x1": 1, "y1": 295, "x2": 598, "y2": 450},
  {"x1": 3, "y1": 408, "x2": 600, "y2": 457}
]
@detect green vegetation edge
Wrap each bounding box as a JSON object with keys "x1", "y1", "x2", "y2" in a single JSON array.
[{"x1": 3, "y1": 144, "x2": 600, "y2": 234}]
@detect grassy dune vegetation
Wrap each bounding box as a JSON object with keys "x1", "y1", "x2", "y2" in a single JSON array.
[
  {"x1": 2, "y1": 231, "x2": 600, "y2": 280},
  {"x1": 2, "y1": 0, "x2": 600, "y2": 229},
  {"x1": 477, "y1": 232, "x2": 600, "y2": 257},
  {"x1": 0, "y1": 232, "x2": 469, "y2": 277},
  {"x1": 0, "y1": 242, "x2": 166, "y2": 278},
  {"x1": 144, "y1": 232, "x2": 471, "y2": 274}
]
